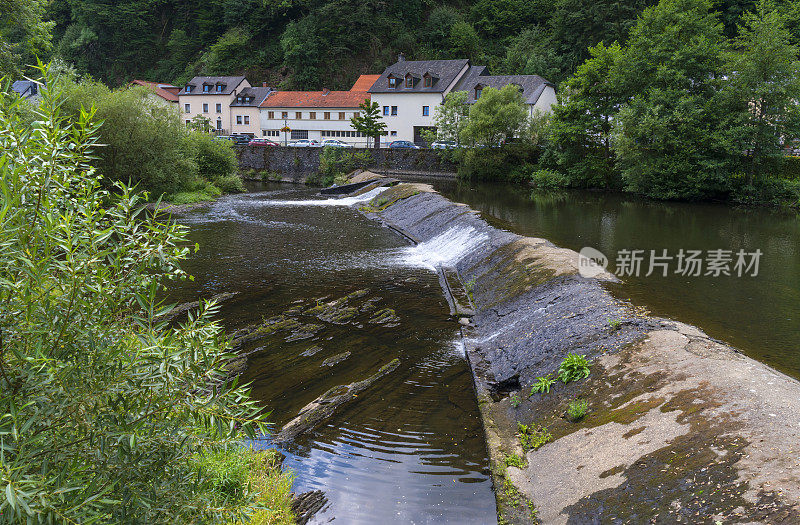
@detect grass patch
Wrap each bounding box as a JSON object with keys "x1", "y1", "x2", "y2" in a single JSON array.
[
  {"x1": 197, "y1": 447, "x2": 295, "y2": 525},
  {"x1": 510, "y1": 393, "x2": 521, "y2": 408},
  {"x1": 558, "y1": 353, "x2": 591, "y2": 383},
  {"x1": 503, "y1": 453, "x2": 526, "y2": 468},
  {"x1": 567, "y1": 398, "x2": 589, "y2": 422},
  {"x1": 530, "y1": 374, "x2": 556, "y2": 396},
  {"x1": 608, "y1": 318, "x2": 622, "y2": 330},
  {"x1": 517, "y1": 422, "x2": 551, "y2": 452}
]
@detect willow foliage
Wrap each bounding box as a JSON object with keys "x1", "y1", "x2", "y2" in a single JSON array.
[{"x1": 0, "y1": 66, "x2": 268, "y2": 524}]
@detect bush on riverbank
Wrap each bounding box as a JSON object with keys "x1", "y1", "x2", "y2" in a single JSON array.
[
  {"x1": 0, "y1": 67, "x2": 279, "y2": 523},
  {"x1": 58, "y1": 75, "x2": 241, "y2": 200},
  {"x1": 313, "y1": 146, "x2": 371, "y2": 186}
]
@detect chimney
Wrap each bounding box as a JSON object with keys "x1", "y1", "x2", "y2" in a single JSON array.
[
  {"x1": 398, "y1": 53, "x2": 406, "y2": 62},
  {"x1": 322, "y1": 88, "x2": 330, "y2": 95},
  {"x1": 262, "y1": 82, "x2": 268, "y2": 88}
]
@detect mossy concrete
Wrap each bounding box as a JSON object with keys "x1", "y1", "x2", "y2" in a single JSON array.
[{"x1": 346, "y1": 176, "x2": 800, "y2": 524}]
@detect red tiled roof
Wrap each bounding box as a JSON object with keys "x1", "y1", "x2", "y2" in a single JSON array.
[
  {"x1": 131, "y1": 80, "x2": 180, "y2": 102},
  {"x1": 350, "y1": 74, "x2": 380, "y2": 91},
  {"x1": 260, "y1": 90, "x2": 370, "y2": 108}
]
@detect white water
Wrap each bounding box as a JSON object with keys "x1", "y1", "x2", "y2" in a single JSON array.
[
  {"x1": 398, "y1": 225, "x2": 489, "y2": 271},
  {"x1": 256, "y1": 187, "x2": 387, "y2": 207}
]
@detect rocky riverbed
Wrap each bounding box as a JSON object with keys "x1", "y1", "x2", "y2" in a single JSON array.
[{"x1": 348, "y1": 173, "x2": 800, "y2": 524}]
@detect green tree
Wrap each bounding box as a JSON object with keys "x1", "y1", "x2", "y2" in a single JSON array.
[
  {"x1": 461, "y1": 84, "x2": 529, "y2": 146},
  {"x1": 433, "y1": 90, "x2": 470, "y2": 143},
  {"x1": 547, "y1": 42, "x2": 625, "y2": 188},
  {"x1": 721, "y1": 0, "x2": 800, "y2": 180},
  {"x1": 0, "y1": 0, "x2": 54, "y2": 77},
  {"x1": 613, "y1": 0, "x2": 730, "y2": 200},
  {"x1": 351, "y1": 100, "x2": 387, "y2": 148},
  {"x1": 0, "y1": 67, "x2": 267, "y2": 523}
]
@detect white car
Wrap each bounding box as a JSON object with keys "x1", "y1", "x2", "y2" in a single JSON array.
[
  {"x1": 321, "y1": 139, "x2": 353, "y2": 148},
  {"x1": 431, "y1": 140, "x2": 459, "y2": 149},
  {"x1": 289, "y1": 139, "x2": 321, "y2": 147}
]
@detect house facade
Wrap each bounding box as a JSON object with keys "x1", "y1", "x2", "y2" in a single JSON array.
[
  {"x1": 258, "y1": 76, "x2": 376, "y2": 145},
  {"x1": 229, "y1": 86, "x2": 273, "y2": 136},
  {"x1": 178, "y1": 76, "x2": 250, "y2": 134},
  {"x1": 368, "y1": 56, "x2": 557, "y2": 144}
]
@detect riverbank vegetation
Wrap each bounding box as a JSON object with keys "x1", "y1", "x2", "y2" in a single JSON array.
[
  {"x1": 0, "y1": 69, "x2": 291, "y2": 523},
  {"x1": 433, "y1": 0, "x2": 800, "y2": 207}
]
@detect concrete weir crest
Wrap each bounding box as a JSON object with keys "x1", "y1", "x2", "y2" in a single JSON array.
[{"x1": 342, "y1": 172, "x2": 800, "y2": 524}]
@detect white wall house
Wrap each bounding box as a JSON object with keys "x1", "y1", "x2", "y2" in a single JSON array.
[
  {"x1": 258, "y1": 76, "x2": 377, "y2": 145},
  {"x1": 368, "y1": 56, "x2": 557, "y2": 144},
  {"x1": 178, "y1": 76, "x2": 250, "y2": 135}
]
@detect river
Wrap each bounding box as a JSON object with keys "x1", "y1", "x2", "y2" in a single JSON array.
[
  {"x1": 432, "y1": 180, "x2": 800, "y2": 378},
  {"x1": 168, "y1": 183, "x2": 497, "y2": 524}
]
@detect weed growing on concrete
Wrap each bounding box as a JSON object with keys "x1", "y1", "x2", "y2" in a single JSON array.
[
  {"x1": 530, "y1": 374, "x2": 556, "y2": 395},
  {"x1": 464, "y1": 278, "x2": 476, "y2": 302},
  {"x1": 517, "y1": 422, "x2": 551, "y2": 452},
  {"x1": 567, "y1": 398, "x2": 589, "y2": 422},
  {"x1": 558, "y1": 353, "x2": 591, "y2": 383},
  {"x1": 510, "y1": 393, "x2": 521, "y2": 408},
  {"x1": 608, "y1": 318, "x2": 622, "y2": 330},
  {"x1": 503, "y1": 453, "x2": 525, "y2": 468}
]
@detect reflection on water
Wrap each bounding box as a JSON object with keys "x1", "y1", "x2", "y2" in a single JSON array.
[
  {"x1": 168, "y1": 182, "x2": 496, "y2": 524},
  {"x1": 434, "y1": 180, "x2": 800, "y2": 378}
]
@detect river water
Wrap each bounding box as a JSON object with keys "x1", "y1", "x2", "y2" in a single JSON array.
[
  {"x1": 433, "y1": 180, "x2": 800, "y2": 378},
  {"x1": 168, "y1": 183, "x2": 497, "y2": 524}
]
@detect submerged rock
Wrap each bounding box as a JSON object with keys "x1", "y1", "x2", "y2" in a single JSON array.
[
  {"x1": 273, "y1": 358, "x2": 401, "y2": 443},
  {"x1": 301, "y1": 345, "x2": 323, "y2": 357},
  {"x1": 158, "y1": 291, "x2": 239, "y2": 322},
  {"x1": 321, "y1": 351, "x2": 351, "y2": 367},
  {"x1": 230, "y1": 316, "x2": 303, "y2": 347},
  {"x1": 368, "y1": 307, "x2": 400, "y2": 326},
  {"x1": 291, "y1": 490, "x2": 328, "y2": 525}
]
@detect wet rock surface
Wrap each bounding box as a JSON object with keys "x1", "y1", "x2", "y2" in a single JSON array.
[
  {"x1": 354, "y1": 178, "x2": 800, "y2": 524},
  {"x1": 291, "y1": 490, "x2": 328, "y2": 525}
]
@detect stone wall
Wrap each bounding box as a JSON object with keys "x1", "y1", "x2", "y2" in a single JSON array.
[{"x1": 235, "y1": 146, "x2": 457, "y2": 182}]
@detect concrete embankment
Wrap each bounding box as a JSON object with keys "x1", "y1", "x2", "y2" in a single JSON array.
[{"x1": 349, "y1": 176, "x2": 800, "y2": 524}]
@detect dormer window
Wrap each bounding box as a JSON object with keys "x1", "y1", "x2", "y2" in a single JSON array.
[
  {"x1": 185, "y1": 86, "x2": 191, "y2": 92},
  {"x1": 424, "y1": 76, "x2": 432, "y2": 88},
  {"x1": 388, "y1": 77, "x2": 398, "y2": 89},
  {"x1": 237, "y1": 96, "x2": 242, "y2": 103},
  {"x1": 475, "y1": 85, "x2": 483, "y2": 99},
  {"x1": 405, "y1": 75, "x2": 414, "y2": 88},
  {"x1": 203, "y1": 85, "x2": 210, "y2": 92},
  {"x1": 216, "y1": 84, "x2": 224, "y2": 92}
]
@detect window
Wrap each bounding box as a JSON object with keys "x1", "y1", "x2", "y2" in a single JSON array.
[
  {"x1": 390, "y1": 131, "x2": 397, "y2": 136},
  {"x1": 424, "y1": 76, "x2": 432, "y2": 88},
  {"x1": 184, "y1": 103, "x2": 190, "y2": 113},
  {"x1": 216, "y1": 119, "x2": 222, "y2": 130},
  {"x1": 389, "y1": 77, "x2": 397, "y2": 88},
  {"x1": 324, "y1": 112, "x2": 330, "y2": 120},
  {"x1": 353, "y1": 112, "x2": 359, "y2": 119},
  {"x1": 236, "y1": 115, "x2": 242, "y2": 125},
  {"x1": 309, "y1": 112, "x2": 316, "y2": 119},
  {"x1": 237, "y1": 97, "x2": 242, "y2": 103},
  {"x1": 244, "y1": 116, "x2": 250, "y2": 125},
  {"x1": 383, "y1": 106, "x2": 389, "y2": 116},
  {"x1": 216, "y1": 85, "x2": 224, "y2": 92},
  {"x1": 422, "y1": 106, "x2": 429, "y2": 116},
  {"x1": 405, "y1": 76, "x2": 413, "y2": 88},
  {"x1": 475, "y1": 87, "x2": 482, "y2": 99},
  {"x1": 296, "y1": 112, "x2": 302, "y2": 119},
  {"x1": 263, "y1": 130, "x2": 279, "y2": 137},
  {"x1": 185, "y1": 119, "x2": 190, "y2": 125},
  {"x1": 203, "y1": 85, "x2": 210, "y2": 93},
  {"x1": 203, "y1": 103, "x2": 208, "y2": 113},
  {"x1": 268, "y1": 111, "x2": 275, "y2": 119},
  {"x1": 391, "y1": 106, "x2": 398, "y2": 116},
  {"x1": 290, "y1": 130, "x2": 308, "y2": 140},
  {"x1": 281, "y1": 111, "x2": 288, "y2": 119},
  {"x1": 216, "y1": 103, "x2": 222, "y2": 113},
  {"x1": 185, "y1": 86, "x2": 191, "y2": 92},
  {"x1": 339, "y1": 112, "x2": 345, "y2": 120}
]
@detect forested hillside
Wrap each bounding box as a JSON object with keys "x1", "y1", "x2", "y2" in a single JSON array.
[{"x1": 13, "y1": 0, "x2": 773, "y2": 89}]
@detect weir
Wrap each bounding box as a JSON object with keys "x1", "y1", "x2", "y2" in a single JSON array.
[{"x1": 346, "y1": 176, "x2": 800, "y2": 524}]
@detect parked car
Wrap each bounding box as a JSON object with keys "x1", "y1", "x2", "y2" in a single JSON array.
[
  {"x1": 431, "y1": 140, "x2": 459, "y2": 149},
  {"x1": 321, "y1": 139, "x2": 353, "y2": 148},
  {"x1": 388, "y1": 140, "x2": 420, "y2": 149},
  {"x1": 289, "y1": 139, "x2": 321, "y2": 147},
  {"x1": 249, "y1": 138, "x2": 279, "y2": 147},
  {"x1": 213, "y1": 135, "x2": 234, "y2": 142},
  {"x1": 230, "y1": 134, "x2": 252, "y2": 145}
]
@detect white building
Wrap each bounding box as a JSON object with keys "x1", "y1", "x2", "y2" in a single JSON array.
[
  {"x1": 368, "y1": 56, "x2": 557, "y2": 145},
  {"x1": 178, "y1": 76, "x2": 251, "y2": 135},
  {"x1": 258, "y1": 75, "x2": 378, "y2": 146}
]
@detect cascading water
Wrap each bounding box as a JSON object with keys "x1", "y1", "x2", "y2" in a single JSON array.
[
  {"x1": 399, "y1": 225, "x2": 489, "y2": 271},
  {"x1": 256, "y1": 186, "x2": 387, "y2": 207}
]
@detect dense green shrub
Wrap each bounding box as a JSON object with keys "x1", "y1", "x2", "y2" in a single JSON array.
[
  {"x1": 529, "y1": 168, "x2": 571, "y2": 190},
  {"x1": 0, "y1": 70, "x2": 268, "y2": 523},
  {"x1": 316, "y1": 146, "x2": 372, "y2": 186},
  {"x1": 191, "y1": 131, "x2": 238, "y2": 181}
]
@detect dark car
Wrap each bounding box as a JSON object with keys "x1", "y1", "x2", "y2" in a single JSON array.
[
  {"x1": 229, "y1": 134, "x2": 252, "y2": 145},
  {"x1": 388, "y1": 140, "x2": 420, "y2": 149},
  {"x1": 249, "y1": 138, "x2": 279, "y2": 147}
]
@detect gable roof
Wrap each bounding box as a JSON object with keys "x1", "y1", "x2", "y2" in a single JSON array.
[
  {"x1": 230, "y1": 86, "x2": 273, "y2": 107},
  {"x1": 260, "y1": 90, "x2": 370, "y2": 109},
  {"x1": 453, "y1": 67, "x2": 553, "y2": 105},
  {"x1": 368, "y1": 59, "x2": 470, "y2": 93},
  {"x1": 131, "y1": 80, "x2": 179, "y2": 102},
  {"x1": 350, "y1": 74, "x2": 380, "y2": 91},
  {"x1": 182, "y1": 76, "x2": 247, "y2": 95},
  {"x1": 11, "y1": 80, "x2": 39, "y2": 99}
]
